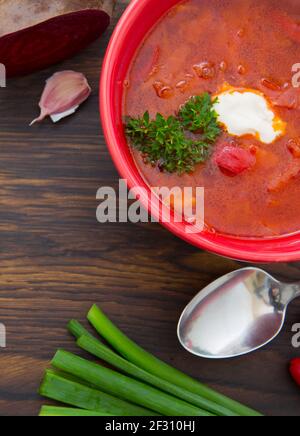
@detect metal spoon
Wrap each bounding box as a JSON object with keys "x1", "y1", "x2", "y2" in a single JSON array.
[{"x1": 177, "y1": 267, "x2": 300, "y2": 359}]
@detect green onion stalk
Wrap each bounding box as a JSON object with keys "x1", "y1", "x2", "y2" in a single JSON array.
[
  {"x1": 40, "y1": 370, "x2": 155, "y2": 416},
  {"x1": 76, "y1": 332, "x2": 237, "y2": 416},
  {"x1": 52, "y1": 350, "x2": 213, "y2": 417},
  {"x1": 87, "y1": 305, "x2": 262, "y2": 417}
]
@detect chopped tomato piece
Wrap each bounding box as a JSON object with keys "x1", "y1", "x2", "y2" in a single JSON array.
[
  {"x1": 287, "y1": 138, "x2": 300, "y2": 158},
  {"x1": 273, "y1": 87, "x2": 300, "y2": 110},
  {"x1": 214, "y1": 146, "x2": 256, "y2": 175},
  {"x1": 268, "y1": 160, "x2": 300, "y2": 192}
]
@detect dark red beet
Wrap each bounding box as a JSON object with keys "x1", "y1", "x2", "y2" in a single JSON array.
[
  {"x1": 215, "y1": 145, "x2": 256, "y2": 176},
  {"x1": 0, "y1": 0, "x2": 115, "y2": 77}
]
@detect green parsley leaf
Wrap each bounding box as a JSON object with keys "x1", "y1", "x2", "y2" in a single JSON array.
[
  {"x1": 125, "y1": 93, "x2": 221, "y2": 174},
  {"x1": 178, "y1": 93, "x2": 221, "y2": 142}
]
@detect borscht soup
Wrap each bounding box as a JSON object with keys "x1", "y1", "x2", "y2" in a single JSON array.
[{"x1": 123, "y1": 0, "x2": 300, "y2": 238}]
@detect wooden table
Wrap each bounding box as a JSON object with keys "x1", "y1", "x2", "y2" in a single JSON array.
[{"x1": 0, "y1": 0, "x2": 300, "y2": 417}]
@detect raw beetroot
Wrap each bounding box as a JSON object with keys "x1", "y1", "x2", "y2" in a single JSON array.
[
  {"x1": 0, "y1": 0, "x2": 115, "y2": 77},
  {"x1": 214, "y1": 145, "x2": 256, "y2": 175}
]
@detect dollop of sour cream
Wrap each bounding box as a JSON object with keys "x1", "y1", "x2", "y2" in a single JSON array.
[{"x1": 214, "y1": 87, "x2": 286, "y2": 144}]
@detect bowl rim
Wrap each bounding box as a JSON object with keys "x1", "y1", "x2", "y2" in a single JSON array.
[{"x1": 100, "y1": 0, "x2": 300, "y2": 263}]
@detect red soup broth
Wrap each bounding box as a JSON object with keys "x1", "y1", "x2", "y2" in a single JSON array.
[{"x1": 123, "y1": 0, "x2": 300, "y2": 238}]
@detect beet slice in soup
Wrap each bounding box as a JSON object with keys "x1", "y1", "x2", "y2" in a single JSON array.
[
  {"x1": 214, "y1": 145, "x2": 256, "y2": 176},
  {"x1": 0, "y1": 0, "x2": 115, "y2": 77}
]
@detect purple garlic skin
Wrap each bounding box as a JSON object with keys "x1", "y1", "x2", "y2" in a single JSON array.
[{"x1": 30, "y1": 71, "x2": 91, "y2": 125}]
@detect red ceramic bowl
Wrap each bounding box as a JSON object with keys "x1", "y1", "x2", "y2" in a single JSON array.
[{"x1": 100, "y1": 0, "x2": 300, "y2": 263}]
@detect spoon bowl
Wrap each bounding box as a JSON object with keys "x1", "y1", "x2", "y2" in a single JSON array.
[{"x1": 178, "y1": 267, "x2": 300, "y2": 359}]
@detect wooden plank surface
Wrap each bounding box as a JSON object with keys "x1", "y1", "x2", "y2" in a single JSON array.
[{"x1": 0, "y1": 0, "x2": 300, "y2": 416}]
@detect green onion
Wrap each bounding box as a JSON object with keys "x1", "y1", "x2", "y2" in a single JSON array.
[
  {"x1": 40, "y1": 369, "x2": 154, "y2": 416},
  {"x1": 87, "y1": 305, "x2": 261, "y2": 417},
  {"x1": 39, "y1": 406, "x2": 112, "y2": 417},
  {"x1": 68, "y1": 320, "x2": 95, "y2": 340},
  {"x1": 52, "y1": 350, "x2": 214, "y2": 416},
  {"x1": 45, "y1": 368, "x2": 94, "y2": 389},
  {"x1": 77, "y1": 333, "x2": 236, "y2": 416}
]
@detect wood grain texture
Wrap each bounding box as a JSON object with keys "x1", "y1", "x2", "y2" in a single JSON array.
[{"x1": 0, "y1": 0, "x2": 300, "y2": 417}]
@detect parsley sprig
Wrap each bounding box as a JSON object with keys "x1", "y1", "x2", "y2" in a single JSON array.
[
  {"x1": 125, "y1": 93, "x2": 221, "y2": 174},
  {"x1": 178, "y1": 94, "x2": 221, "y2": 141}
]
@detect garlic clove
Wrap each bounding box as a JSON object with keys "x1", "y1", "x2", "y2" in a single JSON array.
[{"x1": 30, "y1": 71, "x2": 91, "y2": 126}]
